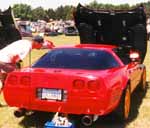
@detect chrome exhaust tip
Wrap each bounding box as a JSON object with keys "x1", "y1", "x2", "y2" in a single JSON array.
[
  {"x1": 81, "y1": 115, "x2": 93, "y2": 126},
  {"x1": 14, "y1": 108, "x2": 26, "y2": 118}
]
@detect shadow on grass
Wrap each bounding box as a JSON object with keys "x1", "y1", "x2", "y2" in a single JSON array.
[
  {"x1": 0, "y1": 103, "x2": 8, "y2": 107},
  {"x1": 18, "y1": 82, "x2": 149, "y2": 128},
  {"x1": 19, "y1": 111, "x2": 54, "y2": 128}
]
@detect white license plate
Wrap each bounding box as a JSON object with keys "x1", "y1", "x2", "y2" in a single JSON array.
[{"x1": 41, "y1": 89, "x2": 62, "y2": 100}]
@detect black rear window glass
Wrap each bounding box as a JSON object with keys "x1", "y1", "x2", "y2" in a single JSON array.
[{"x1": 32, "y1": 48, "x2": 120, "y2": 70}]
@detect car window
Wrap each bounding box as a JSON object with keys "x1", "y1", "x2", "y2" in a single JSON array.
[{"x1": 32, "y1": 48, "x2": 120, "y2": 70}]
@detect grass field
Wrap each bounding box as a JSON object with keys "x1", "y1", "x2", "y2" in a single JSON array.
[{"x1": 0, "y1": 35, "x2": 150, "y2": 128}]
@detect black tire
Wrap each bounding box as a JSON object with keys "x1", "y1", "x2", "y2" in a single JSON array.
[{"x1": 116, "y1": 84, "x2": 131, "y2": 121}]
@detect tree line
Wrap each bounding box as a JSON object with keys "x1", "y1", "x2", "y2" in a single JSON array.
[{"x1": 9, "y1": 0, "x2": 150, "y2": 21}]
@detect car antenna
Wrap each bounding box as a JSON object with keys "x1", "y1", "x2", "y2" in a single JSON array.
[{"x1": 29, "y1": 48, "x2": 32, "y2": 68}]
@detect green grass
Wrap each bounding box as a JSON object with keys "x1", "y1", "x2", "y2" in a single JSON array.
[{"x1": 0, "y1": 35, "x2": 150, "y2": 128}]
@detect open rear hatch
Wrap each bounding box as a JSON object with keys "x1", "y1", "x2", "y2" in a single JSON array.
[
  {"x1": 74, "y1": 4, "x2": 147, "y2": 62},
  {"x1": 0, "y1": 7, "x2": 21, "y2": 49}
]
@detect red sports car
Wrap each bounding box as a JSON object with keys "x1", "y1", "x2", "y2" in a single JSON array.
[
  {"x1": 3, "y1": 4, "x2": 147, "y2": 126},
  {"x1": 3, "y1": 44, "x2": 146, "y2": 123}
]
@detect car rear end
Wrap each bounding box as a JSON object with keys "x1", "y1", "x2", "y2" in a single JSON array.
[
  {"x1": 3, "y1": 45, "x2": 126, "y2": 115},
  {"x1": 3, "y1": 68, "x2": 112, "y2": 115}
]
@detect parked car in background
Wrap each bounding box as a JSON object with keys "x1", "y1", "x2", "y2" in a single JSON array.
[
  {"x1": 17, "y1": 21, "x2": 33, "y2": 37},
  {"x1": 44, "y1": 28, "x2": 58, "y2": 36},
  {"x1": 64, "y1": 26, "x2": 78, "y2": 36},
  {"x1": 3, "y1": 4, "x2": 147, "y2": 127}
]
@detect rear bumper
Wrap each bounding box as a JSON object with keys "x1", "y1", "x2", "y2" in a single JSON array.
[
  {"x1": 3, "y1": 87, "x2": 112, "y2": 115},
  {"x1": 30, "y1": 97, "x2": 107, "y2": 115}
]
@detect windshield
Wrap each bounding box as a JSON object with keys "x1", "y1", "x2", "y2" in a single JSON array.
[{"x1": 32, "y1": 48, "x2": 120, "y2": 70}]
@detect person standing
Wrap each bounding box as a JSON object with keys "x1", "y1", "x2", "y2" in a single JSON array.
[{"x1": 0, "y1": 35, "x2": 44, "y2": 106}]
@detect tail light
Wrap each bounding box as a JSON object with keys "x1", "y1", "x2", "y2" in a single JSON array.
[
  {"x1": 129, "y1": 51, "x2": 140, "y2": 61},
  {"x1": 87, "y1": 80, "x2": 100, "y2": 91},
  {"x1": 130, "y1": 52, "x2": 139, "y2": 58},
  {"x1": 7, "y1": 75, "x2": 17, "y2": 85},
  {"x1": 73, "y1": 80, "x2": 85, "y2": 89},
  {"x1": 20, "y1": 76, "x2": 31, "y2": 86}
]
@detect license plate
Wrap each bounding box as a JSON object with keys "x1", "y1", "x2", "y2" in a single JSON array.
[{"x1": 41, "y1": 89, "x2": 62, "y2": 100}]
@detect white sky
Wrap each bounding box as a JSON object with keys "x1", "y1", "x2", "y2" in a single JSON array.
[{"x1": 0, "y1": 0, "x2": 149, "y2": 10}]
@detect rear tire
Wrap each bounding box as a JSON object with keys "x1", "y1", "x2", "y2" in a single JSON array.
[{"x1": 116, "y1": 84, "x2": 131, "y2": 121}]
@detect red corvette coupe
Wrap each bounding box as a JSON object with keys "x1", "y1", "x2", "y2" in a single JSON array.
[{"x1": 3, "y1": 4, "x2": 147, "y2": 126}]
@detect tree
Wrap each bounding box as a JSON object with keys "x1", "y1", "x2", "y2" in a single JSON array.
[
  {"x1": 12, "y1": 4, "x2": 32, "y2": 20},
  {"x1": 55, "y1": 6, "x2": 65, "y2": 20},
  {"x1": 31, "y1": 7, "x2": 47, "y2": 21},
  {"x1": 46, "y1": 8, "x2": 56, "y2": 20},
  {"x1": 89, "y1": 0, "x2": 100, "y2": 9},
  {"x1": 63, "y1": 6, "x2": 74, "y2": 20},
  {"x1": 144, "y1": 1, "x2": 150, "y2": 17},
  {"x1": 116, "y1": 4, "x2": 130, "y2": 10},
  {"x1": 11, "y1": 1, "x2": 150, "y2": 21}
]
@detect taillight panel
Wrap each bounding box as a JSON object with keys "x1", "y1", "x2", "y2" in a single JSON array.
[
  {"x1": 73, "y1": 79, "x2": 100, "y2": 91},
  {"x1": 73, "y1": 79, "x2": 85, "y2": 90},
  {"x1": 7, "y1": 75, "x2": 31, "y2": 86},
  {"x1": 20, "y1": 76, "x2": 31, "y2": 86},
  {"x1": 87, "y1": 80, "x2": 100, "y2": 91},
  {"x1": 7, "y1": 75, "x2": 18, "y2": 85}
]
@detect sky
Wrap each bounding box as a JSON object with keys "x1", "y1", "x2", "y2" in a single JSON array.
[{"x1": 0, "y1": 0, "x2": 149, "y2": 10}]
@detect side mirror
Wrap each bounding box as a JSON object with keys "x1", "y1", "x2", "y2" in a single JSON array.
[{"x1": 129, "y1": 51, "x2": 140, "y2": 62}]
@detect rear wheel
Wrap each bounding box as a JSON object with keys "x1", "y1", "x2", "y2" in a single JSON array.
[{"x1": 116, "y1": 84, "x2": 131, "y2": 121}]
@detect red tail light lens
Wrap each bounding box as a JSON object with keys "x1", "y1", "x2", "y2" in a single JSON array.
[
  {"x1": 129, "y1": 51, "x2": 140, "y2": 60},
  {"x1": 7, "y1": 75, "x2": 17, "y2": 85},
  {"x1": 20, "y1": 76, "x2": 31, "y2": 86},
  {"x1": 73, "y1": 80, "x2": 85, "y2": 89},
  {"x1": 130, "y1": 52, "x2": 139, "y2": 58},
  {"x1": 88, "y1": 80, "x2": 100, "y2": 91}
]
